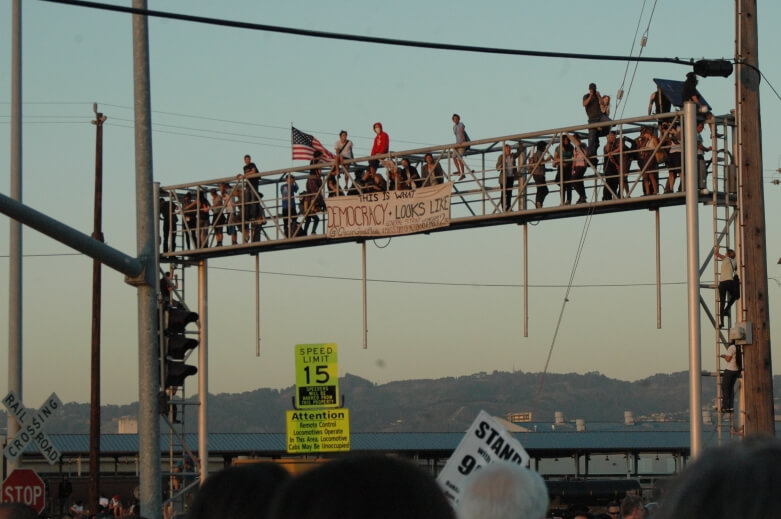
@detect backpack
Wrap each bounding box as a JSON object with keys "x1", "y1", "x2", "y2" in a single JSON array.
[{"x1": 735, "y1": 344, "x2": 743, "y2": 371}]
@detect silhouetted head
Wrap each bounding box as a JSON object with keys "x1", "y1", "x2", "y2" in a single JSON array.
[
  {"x1": 189, "y1": 463, "x2": 290, "y2": 519},
  {"x1": 657, "y1": 437, "x2": 781, "y2": 519},
  {"x1": 269, "y1": 454, "x2": 454, "y2": 519}
]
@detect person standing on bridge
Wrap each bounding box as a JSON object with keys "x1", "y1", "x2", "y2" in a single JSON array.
[
  {"x1": 452, "y1": 114, "x2": 470, "y2": 181},
  {"x1": 302, "y1": 154, "x2": 325, "y2": 235},
  {"x1": 280, "y1": 173, "x2": 299, "y2": 237},
  {"x1": 496, "y1": 144, "x2": 517, "y2": 211},
  {"x1": 370, "y1": 122, "x2": 389, "y2": 169},
  {"x1": 602, "y1": 131, "x2": 623, "y2": 201},
  {"x1": 242, "y1": 154, "x2": 264, "y2": 243},
  {"x1": 159, "y1": 194, "x2": 178, "y2": 253},
  {"x1": 567, "y1": 133, "x2": 589, "y2": 204},
  {"x1": 554, "y1": 135, "x2": 574, "y2": 205},
  {"x1": 682, "y1": 71, "x2": 708, "y2": 113},
  {"x1": 583, "y1": 82, "x2": 609, "y2": 162},
  {"x1": 528, "y1": 141, "x2": 549, "y2": 208}
]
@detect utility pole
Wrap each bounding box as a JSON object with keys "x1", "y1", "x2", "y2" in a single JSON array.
[
  {"x1": 7, "y1": 0, "x2": 23, "y2": 475},
  {"x1": 132, "y1": 1, "x2": 163, "y2": 516},
  {"x1": 735, "y1": 0, "x2": 774, "y2": 434},
  {"x1": 89, "y1": 104, "x2": 107, "y2": 512}
]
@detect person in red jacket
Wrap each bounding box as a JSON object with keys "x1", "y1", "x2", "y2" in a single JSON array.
[{"x1": 370, "y1": 122, "x2": 389, "y2": 167}]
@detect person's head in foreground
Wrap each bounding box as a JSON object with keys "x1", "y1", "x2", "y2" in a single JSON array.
[
  {"x1": 457, "y1": 462, "x2": 549, "y2": 519},
  {"x1": 188, "y1": 462, "x2": 290, "y2": 519},
  {"x1": 269, "y1": 454, "x2": 454, "y2": 519},
  {"x1": 656, "y1": 436, "x2": 781, "y2": 519}
]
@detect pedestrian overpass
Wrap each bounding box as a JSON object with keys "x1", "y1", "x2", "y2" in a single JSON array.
[{"x1": 157, "y1": 106, "x2": 744, "y2": 512}]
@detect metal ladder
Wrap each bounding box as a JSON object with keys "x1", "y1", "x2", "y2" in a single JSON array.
[
  {"x1": 706, "y1": 114, "x2": 741, "y2": 440},
  {"x1": 159, "y1": 260, "x2": 201, "y2": 516}
]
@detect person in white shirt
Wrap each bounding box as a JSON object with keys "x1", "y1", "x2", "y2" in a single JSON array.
[
  {"x1": 715, "y1": 247, "x2": 740, "y2": 327},
  {"x1": 719, "y1": 341, "x2": 740, "y2": 413}
]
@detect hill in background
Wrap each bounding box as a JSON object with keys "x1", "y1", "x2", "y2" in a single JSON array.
[{"x1": 3, "y1": 370, "x2": 779, "y2": 434}]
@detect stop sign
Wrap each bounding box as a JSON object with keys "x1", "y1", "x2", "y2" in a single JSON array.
[{"x1": 1, "y1": 469, "x2": 45, "y2": 514}]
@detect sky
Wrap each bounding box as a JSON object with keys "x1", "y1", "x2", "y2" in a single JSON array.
[{"x1": 1, "y1": 0, "x2": 781, "y2": 407}]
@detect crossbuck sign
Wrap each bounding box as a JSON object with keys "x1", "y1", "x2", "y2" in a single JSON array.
[{"x1": 2, "y1": 391, "x2": 63, "y2": 464}]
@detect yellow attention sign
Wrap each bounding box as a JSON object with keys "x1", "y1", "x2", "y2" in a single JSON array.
[
  {"x1": 294, "y1": 343, "x2": 339, "y2": 409},
  {"x1": 286, "y1": 409, "x2": 350, "y2": 454}
]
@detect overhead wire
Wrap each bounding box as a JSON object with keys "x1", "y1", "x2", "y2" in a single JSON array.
[
  {"x1": 617, "y1": 0, "x2": 660, "y2": 120},
  {"x1": 41, "y1": 0, "x2": 696, "y2": 67},
  {"x1": 531, "y1": 176, "x2": 600, "y2": 421},
  {"x1": 1, "y1": 101, "x2": 437, "y2": 148},
  {"x1": 614, "y1": 0, "x2": 648, "y2": 116},
  {"x1": 0, "y1": 252, "x2": 694, "y2": 288}
]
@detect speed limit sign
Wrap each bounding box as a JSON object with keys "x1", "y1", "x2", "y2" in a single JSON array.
[{"x1": 294, "y1": 343, "x2": 339, "y2": 409}]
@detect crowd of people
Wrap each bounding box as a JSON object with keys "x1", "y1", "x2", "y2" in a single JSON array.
[
  {"x1": 160, "y1": 77, "x2": 714, "y2": 252},
  {"x1": 174, "y1": 436, "x2": 781, "y2": 519}
]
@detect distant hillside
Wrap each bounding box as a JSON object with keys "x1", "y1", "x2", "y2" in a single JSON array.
[{"x1": 3, "y1": 371, "x2": 780, "y2": 434}]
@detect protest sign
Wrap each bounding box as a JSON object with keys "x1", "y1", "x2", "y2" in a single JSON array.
[
  {"x1": 436, "y1": 410, "x2": 530, "y2": 506},
  {"x1": 326, "y1": 182, "x2": 452, "y2": 238}
]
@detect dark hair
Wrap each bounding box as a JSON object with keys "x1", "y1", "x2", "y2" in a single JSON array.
[
  {"x1": 188, "y1": 463, "x2": 290, "y2": 519},
  {"x1": 657, "y1": 437, "x2": 781, "y2": 519},
  {"x1": 452, "y1": 113, "x2": 460, "y2": 119},
  {"x1": 244, "y1": 154, "x2": 251, "y2": 160},
  {"x1": 269, "y1": 454, "x2": 454, "y2": 519}
]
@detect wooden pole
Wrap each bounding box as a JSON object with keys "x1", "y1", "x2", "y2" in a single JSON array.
[
  {"x1": 735, "y1": 0, "x2": 774, "y2": 435},
  {"x1": 89, "y1": 105, "x2": 106, "y2": 511}
]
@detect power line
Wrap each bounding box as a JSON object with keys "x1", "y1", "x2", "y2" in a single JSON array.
[
  {"x1": 1, "y1": 101, "x2": 435, "y2": 147},
  {"x1": 615, "y1": 0, "x2": 647, "y2": 116},
  {"x1": 209, "y1": 265, "x2": 686, "y2": 289},
  {"x1": 108, "y1": 117, "x2": 291, "y2": 143},
  {"x1": 42, "y1": 0, "x2": 697, "y2": 67},
  {"x1": 617, "y1": 0, "x2": 659, "y2": 120},
  {"x1": 107, "y1": 121, "x2": 291, "y2": 149},
  {"x1": 2, "y1": 253, "x2": 772, "y2": 290},
  {"x1": 758, "y1": 70, "x2": 781, "y2": 102}
]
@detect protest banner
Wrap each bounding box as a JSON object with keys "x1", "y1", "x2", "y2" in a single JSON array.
[{"x1": 326, "y1": 182, "x2": 452, "y2": 238}]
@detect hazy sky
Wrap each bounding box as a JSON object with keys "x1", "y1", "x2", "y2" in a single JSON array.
[{"x1": 1, "y1": 1, "x2": 781, "y2": 406}]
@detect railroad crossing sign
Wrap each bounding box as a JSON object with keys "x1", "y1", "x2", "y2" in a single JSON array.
[
  {"x1": 1, "y1": 468, "x2": 46, "y2": 514},
  {"x1": 294, "y1": 343, "x2": 339, "y2": 409},
  {"x1": 2, "y1": 391, "x2": 63, "y2": 464}
]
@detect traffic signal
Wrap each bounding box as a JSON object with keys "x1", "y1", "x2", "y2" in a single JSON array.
[
  {"x1": 163, "y1": 305, "x2": 199, "y2": 389},
  {"x1": 693, "y1": 59, "x2": 733, "y2": 78},
  {"x1": 166, "y1": 308, "x2": 199, "y2": 359}
]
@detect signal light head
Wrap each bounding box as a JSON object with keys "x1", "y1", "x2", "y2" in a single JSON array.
[
  {"x1": 167, "y1": 308, "x2": 199, "y2": 333},
  {"x1": 693, "y1": 59, "x2": 733, "y2": 78},
  {"x1": 166, "y1": 361, "x2": 198, "y2": 388},
  {"x1": 167, "y1": 336, "x2": 199, "y2": 360}
]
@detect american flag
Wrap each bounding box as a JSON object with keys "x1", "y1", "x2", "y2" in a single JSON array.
[{"x1": 291, "y1": 127, "x2": 335, "y2": 161}]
